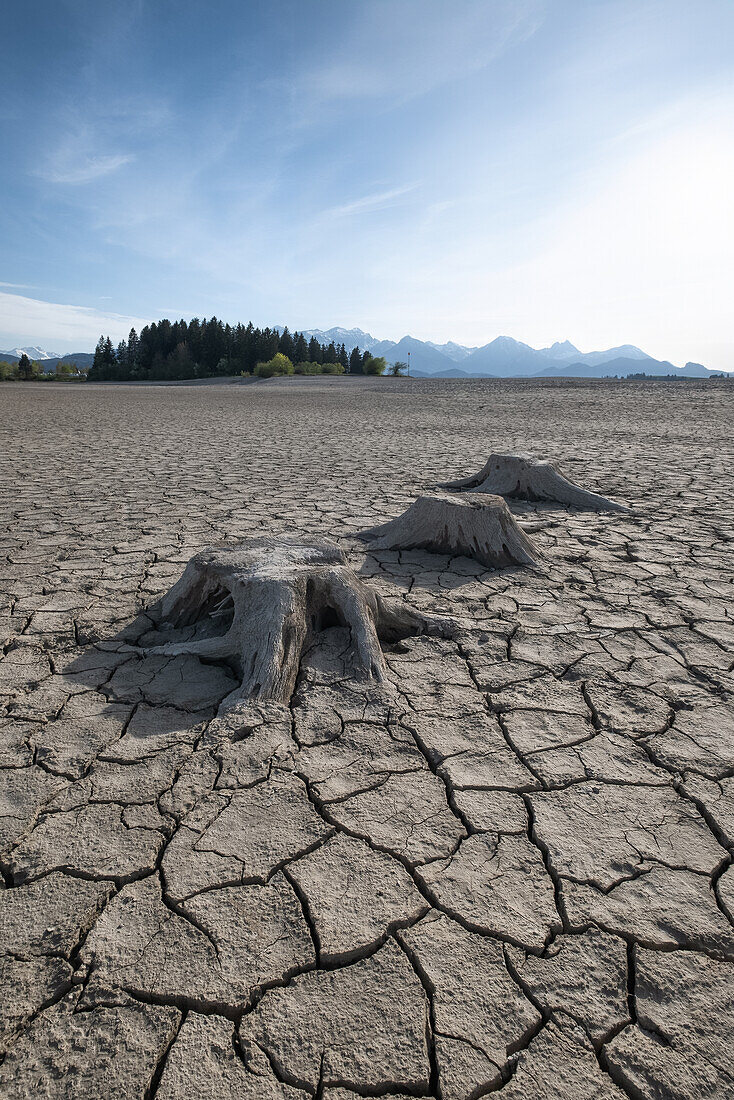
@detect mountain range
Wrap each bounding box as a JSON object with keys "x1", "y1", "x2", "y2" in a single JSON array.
[
  {"x1": 0, "y1": 347, "x2": 94, "y2": 370},
  {"x1": 2, "y1": 335, "x2": 728, "y2": 379},
  {"x1": 299, "y1": 328, "x2": 727, "y2": 378},
  {"x1": 7, "y1": 346, "x2": 58, "y2": 360}
]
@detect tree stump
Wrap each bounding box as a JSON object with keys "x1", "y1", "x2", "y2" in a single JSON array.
[
  {"x1": 358, "y1": 493, "x2": 539, "y2": 568},
  {"x1": 138, "y1": 537, "x2": 446, "y2": 705},
  {"x1": 441, "y1": 453, "x2": 629, "y2": 511}
]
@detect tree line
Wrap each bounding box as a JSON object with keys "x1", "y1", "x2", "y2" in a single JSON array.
[
  {"x1": 0, "y1": 352, "x2": 81, "y2": 382},
  {"x1": 88, "y1": 318, "x2": 386, "y2": 381}
]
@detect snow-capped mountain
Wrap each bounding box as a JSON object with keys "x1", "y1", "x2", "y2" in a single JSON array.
[
  {"x1": 278, "y1": 327, "x2": 724, "y2": 377},
  {"x1": 297, "y1": 327, "x2": 383, "y2": 353},
  {"x1": 10, "y1": 346, "x2": 59, "y2": 360},
  {"x1": 424, "y1": 339, "x2": 480, "y2": 362},
  {"x1": 5, "y1": 329, "x2": 723, "y2": 378}
]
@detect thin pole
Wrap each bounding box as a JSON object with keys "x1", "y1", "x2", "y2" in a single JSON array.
[{"x1": 407, "y1": 350, "x2": 411, "y2": 377}]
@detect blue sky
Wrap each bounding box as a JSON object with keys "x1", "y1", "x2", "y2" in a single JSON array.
[{"x1": 2, "y1": 0, "x2": 733, "y2": 367}]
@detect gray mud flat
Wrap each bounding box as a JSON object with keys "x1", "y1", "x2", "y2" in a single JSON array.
[{"x1": 0, "y1": 376, "x2": 732, "y2": 1099}]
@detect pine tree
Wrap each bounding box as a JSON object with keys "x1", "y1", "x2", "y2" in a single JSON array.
[
  {"x1": 17, "y1": 352, "x2": 34, "y2": 380},
  {"x1": 84, "y1": 319, "x2": 382, "y2": 383},
  {"x1": 279, "y1": 326, "x2": 295, "y2": 361},
  {"x1": 92, "y1": 336, "x2": 106, "y2": 370},
  {"x1": 294, "y1": 333, "x2": 308, "y2": 363},
  {"x1": 187, "y1": 319, "x2": 202, "y2": 365},
  {"x1": 137, "y1": 325, "x2": 155, "y2": 375},
  {"x1": 201, "y1": 317, "x2": 226, "y2": 371},
  {"x1": 258, "y1": 328, "x2": 279, "y2": 363},
  {"x1": 127, "y1": 328, "x2": 139, "y2": 371},
  {"x1": 89, "y1": 335, "x2": 115, "y2": 380},
  {"x1": 157, "y1": 319, "x2": 174, "y2": 360},
  {"x1": 168, "y1": 342, "x2": 196, "y2": 379},
  {"x1": 308, "y1": 337, "x2": 323, "y2": 364}
]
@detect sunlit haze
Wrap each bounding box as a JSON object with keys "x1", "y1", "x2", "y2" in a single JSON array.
[{"x1": 2, "y1": 0, "x2": 733, "y2": 367}]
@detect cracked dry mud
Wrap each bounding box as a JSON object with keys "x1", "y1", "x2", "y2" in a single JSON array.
[{"x1": 0, "y1": 376, "x2": 732, "y2": 1100}]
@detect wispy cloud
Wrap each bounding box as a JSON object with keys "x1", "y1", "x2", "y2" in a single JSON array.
[
  {"x1": 0, "y1": 290, "x2": 155, "y2": 351},
  {"x1": 295, "y1": 0, "x2": 544, "y2": 110},
  {"x1": 40, "y1": 153, "x2": 134, "y2": 185},
  {"x1": 35, "y1": 91, "x2": 170, "y2": 186},
  {"x1": 325, "y1": 184, "x2": 419, "y2": 218}
]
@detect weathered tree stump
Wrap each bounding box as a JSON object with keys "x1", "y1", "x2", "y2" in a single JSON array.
[
  {"x1": 138, "y1": 537, "x2": 446, "y2": 705},
  {"x1": 358, "y1": 493, "x2": 539, "y2": 568},
  {"x1": 441, "y1": 453, "x2": 629, "y2": 511}
]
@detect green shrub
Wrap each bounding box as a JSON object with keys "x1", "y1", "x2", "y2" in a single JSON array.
[
  {"x1": 293, "y1": 361, "x2": 345, "y2": 375},
  {"x1": 362, "y1": 355, "x2": 387, "y2": 376},
  {"x1": 254, "y1": 353, "x2": 294, "y2": 378}
]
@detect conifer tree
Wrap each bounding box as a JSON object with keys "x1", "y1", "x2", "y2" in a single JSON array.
[
  {"x1": 279, "y1": 326, "x2": 295, "y2": 361},
  {"x1": 17, "y1": 352, "x2": 34, "y2": 380},
  {"x1": 258, "y1": 328, "x2": 279, "y2": 363},
  {"x1": 85, "y1": 318, "x2": 377, "y2": 383},
  {"x1": 308, "y1": 336, "x2": 323, "y2": 364},
  {"x1": 187, "y1": 319, "x2": 202, "y2": 365},
  {"x1": 92, "y1": 336, "x2": 106, "y2": 373},
  {"x1": 127, "y1": 328, "x2": 139, "y2": 371},
  {"x1": 294, "y1": 332, "x2": 308, "y2": 363},
  {"x1": 201, "y1": 317, "x2": 225, "y2": 371}
]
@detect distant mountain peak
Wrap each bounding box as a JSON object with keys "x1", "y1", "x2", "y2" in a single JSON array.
[
  {"x1": 488, "y1": 335, "x2": 529, "y2": 347},
  {"x1": 10, "y1": 346, "x2": 59, "y2": 360},
  {"x1": 541, "y1": 340, "x2": 580, "y2": 359},
  {"x1": 424, "y1": 339, "x2": 479, "y2": 362},
  {"x1": 299, "y1": 326, "x2": 382, "y2": 353},
  {"x1": 5, "y1": 328, "x2": 720, "y2": 379}
]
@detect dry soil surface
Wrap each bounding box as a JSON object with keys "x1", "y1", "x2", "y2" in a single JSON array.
[{"x1": 0, "y1": 376, "x2": 733, "y2": 1100}]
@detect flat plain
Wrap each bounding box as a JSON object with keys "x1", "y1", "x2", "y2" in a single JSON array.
[{"x1": 1, "y1": 376, "x2": 733, "y2": 1099}]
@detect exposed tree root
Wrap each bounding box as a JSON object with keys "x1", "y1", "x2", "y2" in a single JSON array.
[
  {"x1": 358, "y1": 492, "x2": 540, "y2": 568},
  {"x1": 137, "y1": 537, "x2": 450, "y2": 705},
  {"x1": 441, "y1": 453, "x2": 629, "y2": 511}
]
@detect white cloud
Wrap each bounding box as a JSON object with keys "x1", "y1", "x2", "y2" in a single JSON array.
[
  {"x1": 0, "y1": 291, "x2": 155, "y2": 352},
  {"x1": 325, "y1": 184, "x2": 418, "y2": 219},
  {"x1": 298, "y1": 0, "x2": 544, "y2": 108},
  {"x1": 41, "y1": 153, "x2": 134, "y2": 185}
]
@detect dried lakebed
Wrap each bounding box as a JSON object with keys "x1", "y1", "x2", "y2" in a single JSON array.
[{"x1": 0, "y1": 376, "x2": 732, "y2": 1099}]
